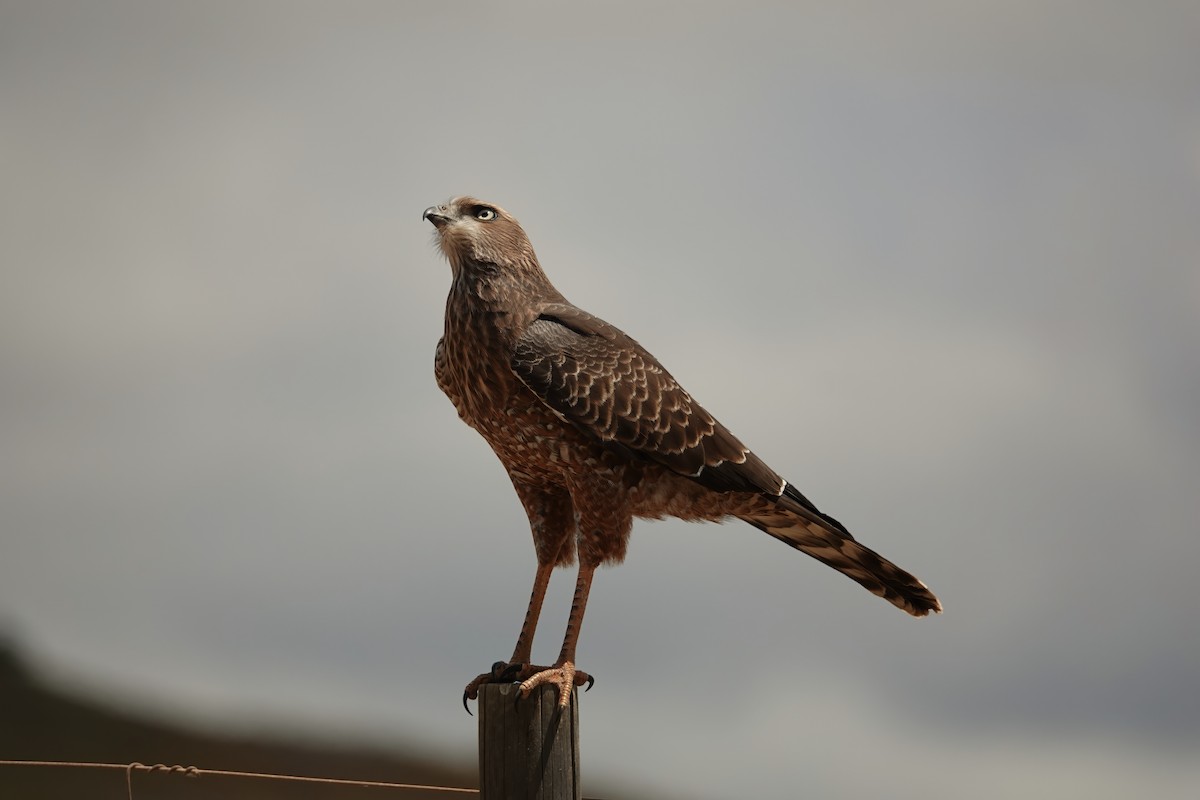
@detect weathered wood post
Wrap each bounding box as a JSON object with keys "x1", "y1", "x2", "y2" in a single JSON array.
[{"x1": 478, "y1": 683, "x2": 581, "y2": 799}]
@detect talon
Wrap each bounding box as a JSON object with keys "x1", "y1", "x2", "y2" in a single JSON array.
[
  {"x1": 515, "y1": 662, "x2": 585, "y2": 708},
  {"x1": 585, "y1": 675, "x2": 595, "y2": 692},
  {"x1": 464, "y1": 661, "x2": 515, "y2": 714}
]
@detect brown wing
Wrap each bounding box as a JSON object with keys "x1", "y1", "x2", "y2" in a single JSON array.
[{"x1": 511, "y1": 303, "x2": 785, "y2": 495}]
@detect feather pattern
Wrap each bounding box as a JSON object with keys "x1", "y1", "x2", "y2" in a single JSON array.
[{"x1": 512, "y1": 304, "x2": 786, "y2": 495}]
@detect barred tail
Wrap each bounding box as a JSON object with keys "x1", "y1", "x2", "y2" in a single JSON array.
[{"x1": 740, "y1": 485, "x2": 942, "y2": 617}]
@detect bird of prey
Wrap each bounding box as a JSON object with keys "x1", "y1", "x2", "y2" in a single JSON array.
[{"x1": 423, "y1": 197, "x2": 940, "y2": 710}]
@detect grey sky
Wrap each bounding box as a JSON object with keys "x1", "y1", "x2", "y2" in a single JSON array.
[{"x1": 2, "y1": 2, "x2": 1199, "y2": 797}]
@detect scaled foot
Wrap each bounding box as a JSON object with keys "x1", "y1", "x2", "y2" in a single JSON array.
[
  {"x1": 462, "y1": 661, "x2": 541, "y2": 714},
  {"x1": 516, "y1": 661, "x2": 594, "y2": 708}
]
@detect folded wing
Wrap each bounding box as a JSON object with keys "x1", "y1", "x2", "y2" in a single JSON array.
[{"x1": 511, "y1": 303, "x2": 786, "y2": 495}]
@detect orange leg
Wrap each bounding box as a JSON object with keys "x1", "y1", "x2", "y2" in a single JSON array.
[
  {"x1": 517, "y1": 563, "x2": 596, "y2": 708},
  {"x1": 510, "y1": 561, "x2": 553, "y2": 664},
  {"x1": 463, "y1": 561, "x2": 557, "y2": 713}
]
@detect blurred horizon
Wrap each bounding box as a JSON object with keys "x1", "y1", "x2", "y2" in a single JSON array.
[
  {"x1": 3, "y1": 2, "x2": 1199, "y2": 798},
  {"x1": 0, "y1": 637, "x2": 485, "y2": 799}
]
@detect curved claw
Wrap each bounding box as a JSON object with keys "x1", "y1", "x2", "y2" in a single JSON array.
[
  {"x1": 512, "y1": 681, "x2": 524, "y2": 710},
  {"x1": 464, "y1": 661, "x2": 527, "y2": 716},
  {"x1": 584, "y1": 674, "x2": 595, "y2": 692}
]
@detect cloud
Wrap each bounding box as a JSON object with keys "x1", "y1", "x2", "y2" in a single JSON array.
[{"x1": 2, "y1": 3, "x2": 1199, "y2": 798}]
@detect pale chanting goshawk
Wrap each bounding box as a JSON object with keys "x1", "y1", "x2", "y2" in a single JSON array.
[{"x1": 423, "y1": 197, "x2": 941, "y2": 710}]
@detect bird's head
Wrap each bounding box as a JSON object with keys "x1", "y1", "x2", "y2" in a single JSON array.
[{"x1": 423, "y1": 197, "x2": 539, "y2": 278}]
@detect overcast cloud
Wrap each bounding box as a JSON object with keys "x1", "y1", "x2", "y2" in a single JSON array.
[{"x1": 2, "y1": 2, "x2": 1199, "y2": 798}]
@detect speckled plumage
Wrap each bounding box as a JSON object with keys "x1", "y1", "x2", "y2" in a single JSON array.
[{"x1": 423, "y1": 197, "x2": 940, "y2": 708}]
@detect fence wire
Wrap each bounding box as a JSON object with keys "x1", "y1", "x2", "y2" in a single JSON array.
[{"x1": 0, "y1": 759, "x2": 479, "y2": 798}]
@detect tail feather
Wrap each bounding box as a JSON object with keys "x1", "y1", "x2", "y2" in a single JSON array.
[{"x1": 741, "y1": 489, "x2": 942, "y2": 617}]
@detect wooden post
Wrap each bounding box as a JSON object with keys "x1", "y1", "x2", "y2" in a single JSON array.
[{"x1": 478, "y1": 683, "x2": 581, "y2": 799}]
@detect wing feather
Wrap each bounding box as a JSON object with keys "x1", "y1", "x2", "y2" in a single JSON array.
[{"x1": 511, "y1": 303, "x2": 784, "y2": 495}]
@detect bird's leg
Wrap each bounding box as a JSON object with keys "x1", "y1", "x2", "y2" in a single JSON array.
[
  {"x1": 517, "y1": 562, "x2": 596, "y2": 708},
  {"x1": 509, "y1": 560, "x2": 553, "y2": 666},
  {"x1": 462, "y1": 560, "x2": 555, "y2": 711},
  {"x1": 462, "y1": 482, "x2": 579, "y2": 713}
]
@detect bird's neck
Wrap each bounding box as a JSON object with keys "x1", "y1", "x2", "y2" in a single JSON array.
[
  {"x1": 450, "y1": 257, "x2": 563, "y2": 309},
  {"x1": 445, "y1": 258, "x2": 564, "y2": 342}
]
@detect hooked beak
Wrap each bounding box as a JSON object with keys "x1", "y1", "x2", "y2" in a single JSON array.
[{"x1": 423, "y1": 205, "x2": 451, "y2": 228}]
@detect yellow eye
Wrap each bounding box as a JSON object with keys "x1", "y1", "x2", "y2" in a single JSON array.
[{"x1": 474, "y1": 207, "x2": 496, "y2": 221}]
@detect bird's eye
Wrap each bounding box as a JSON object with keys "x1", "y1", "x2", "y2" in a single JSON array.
[{"x1": 474, "y1": 207, "x2": 496, "y2": 221}]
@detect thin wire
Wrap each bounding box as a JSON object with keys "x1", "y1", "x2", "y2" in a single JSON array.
[{"x1": 0, "y1": 760, "x2": 478, "y2": 796}]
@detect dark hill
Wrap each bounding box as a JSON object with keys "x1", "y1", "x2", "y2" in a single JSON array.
[{"x1": 0, "y1": 643, "x2": 474, "y2": 799}]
